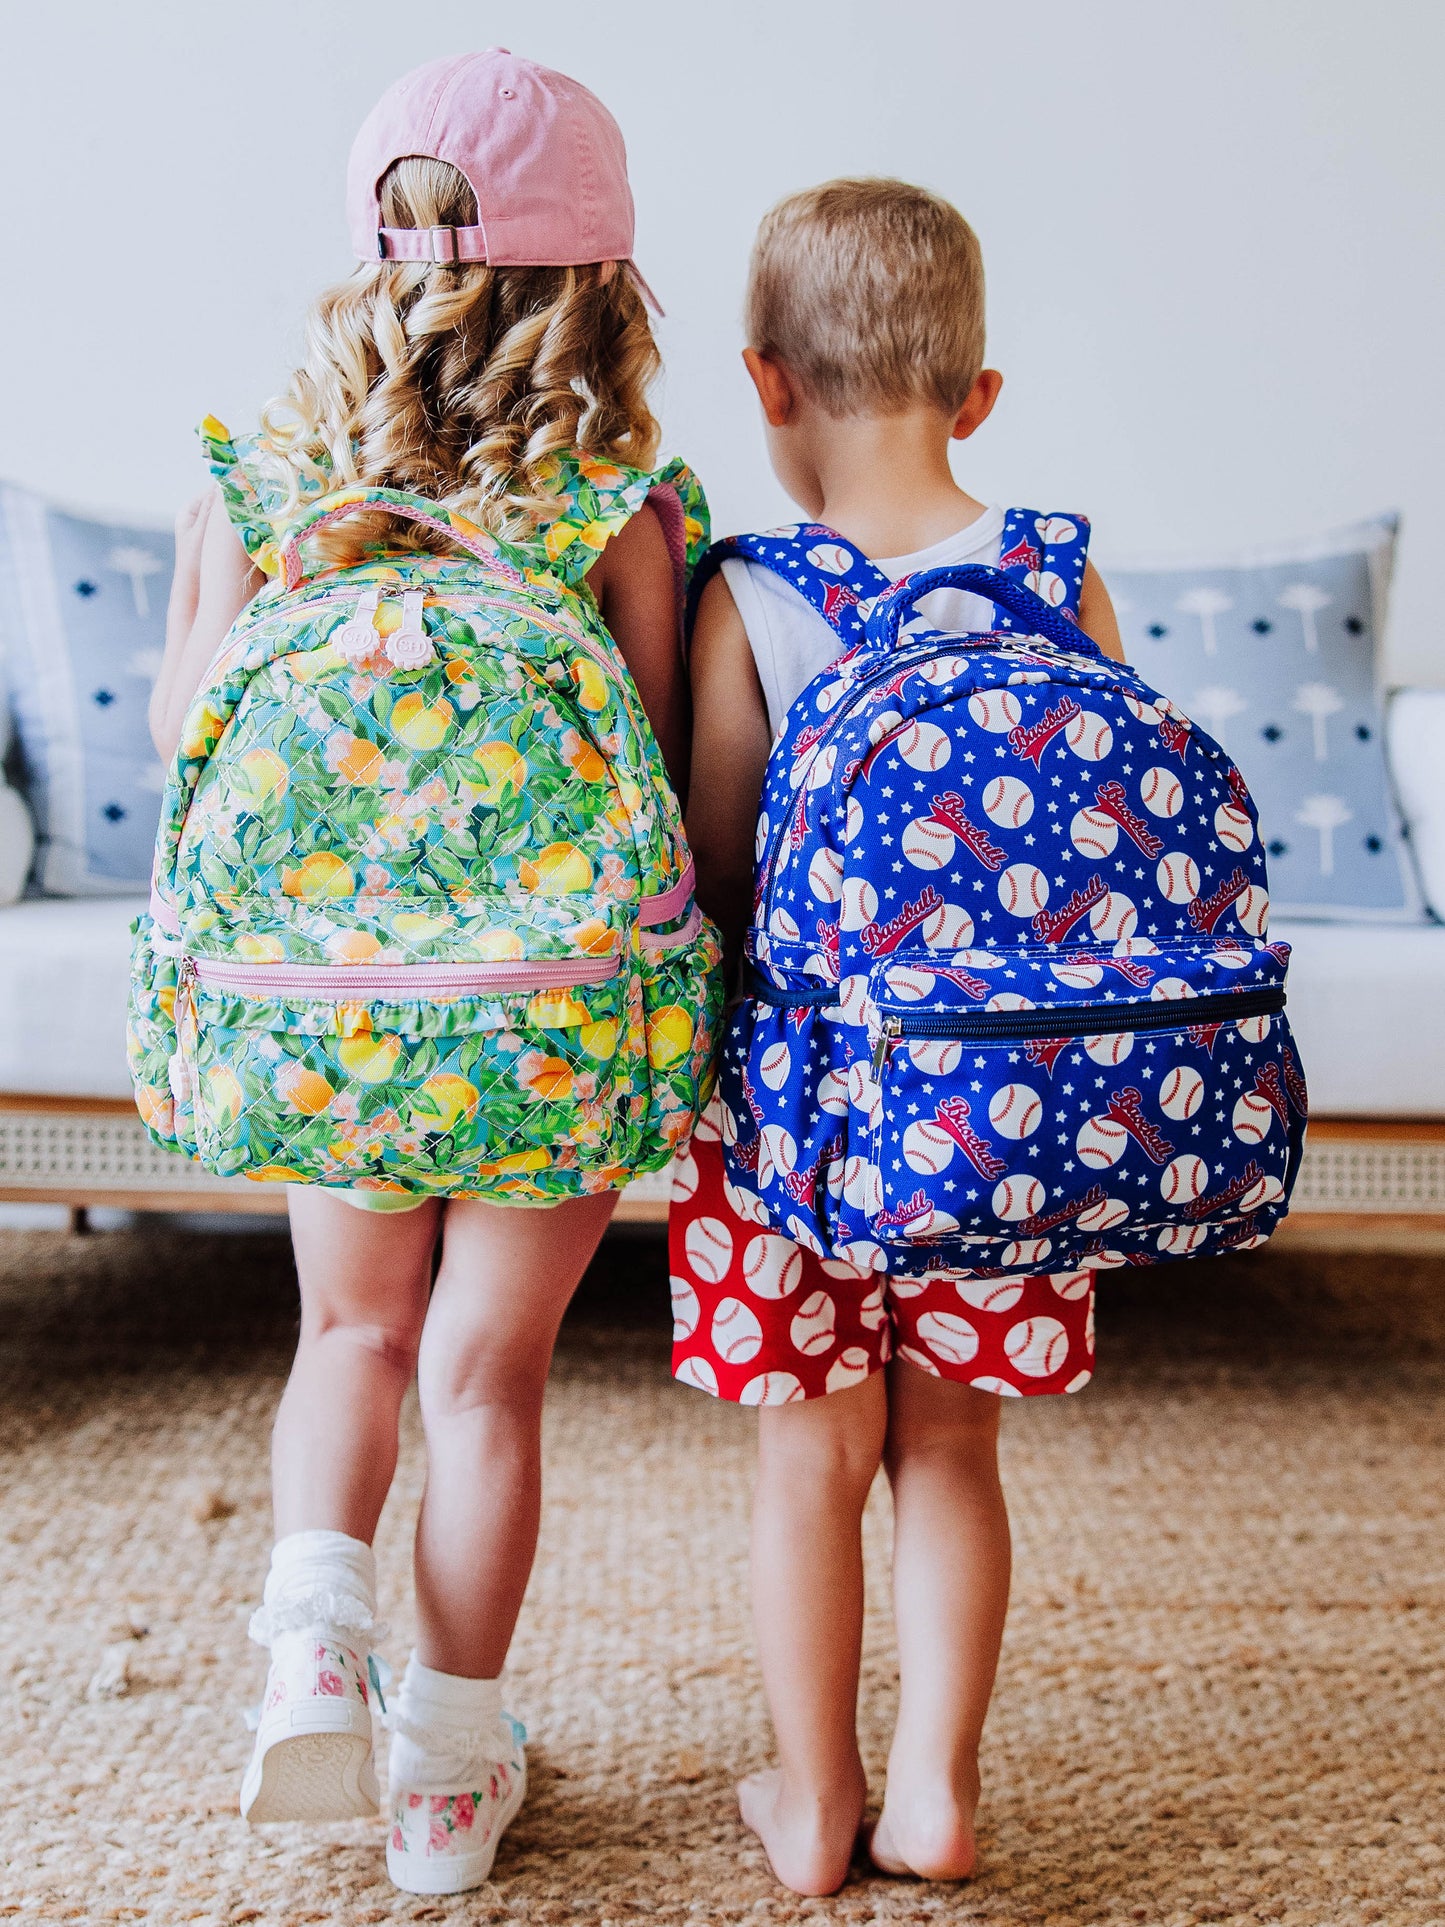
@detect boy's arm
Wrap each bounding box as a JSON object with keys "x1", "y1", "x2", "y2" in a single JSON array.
[
  {"x1": 685, "y1": 571, "x2": 773, "y2": 994},
  {"x1": 1078, "y1": 560, "x2": 1125, "y2": 662}
]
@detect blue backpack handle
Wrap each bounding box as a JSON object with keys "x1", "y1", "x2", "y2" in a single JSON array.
[{"x1": 864, "y1": 562, "x2": 1101, "y2": 657}]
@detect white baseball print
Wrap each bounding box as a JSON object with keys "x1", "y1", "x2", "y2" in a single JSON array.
[
  {"x1": 908, "y1": 1038, "x2": 963, "y2": 1076},
  {"x1": 1140, "y1": 766, "x2": 1184, "y2": 817},
  {"x1": 1001, "y1": 1237, "x2": 1054, "y2": 1268},
  {"x1": 742, "y1": 1233, "x2": 805, "y2": 1300},
  {"x1": 670, "y1": 1151, "x2": 699, "y2": 1201},
  {"x1": 1235, "y1": 886, "x2": 1269, "y2": 936},
  {"x1": 1211, "y1": 942, "x2": 1250, "y2": 970},
  {"x1": 804, "y1": 744, "x2": 837, "y2": 791},
  {"x1": 836, "y1": 974, "x2": 871, "y2": 1026},
  {"x1": 1157, "y1": 1224, "x2": 1208, "y2": 1255},
  {"x1": 768, "y1": 906, "x2": 800, "y2": 941},
  {"x1": 1070, "y1": 807, "x2": 1119, "y2": 858},
  {"x1": 897, "y1": 719, "x2": 951, "y2": 772},
  {"x1": 842, "y1": 795, "x2": 864, "y2": 844},
  {"x1": 759, "y1": 1041, "x2": 791, "y2": 1091},
  {"x1": 757, "y1": 1123, "x2": 798, "y2": 1185},
  {"x1": 866, "y1": 710, "x2": 903, "y2": 750},
  {"x1": 723, "y1": 1175, "x2": 769, "y2": 1224},
  {"x1": 1123, "y1": 693, "x2": 1163, "y2": 725},
  {"x1": 992, "y1": 1174, "x2": 1044, "y2": 1221},
  {"x1": 825, "y1": 1349, "x2": 872, "y2": 1395},
  {"x1": 882, "y1": 964, "x2": 937, "y2": 1003},
  {"x1": 1149, "y1": 976, "x2": 1196, "y2": 1001},
  {"x1": 1065, "y1": 710, "x2": 1114, "y2": 761},
  {"x1": 675, "y1": 1355, "x2": 718, "y2": 1395},
  {"x1": 1233, "y1": 1092, "x2": 1274, "y2": 1142},
  {"x1": 902, "y1": 817, "x2": 957, "y2": 870},
  {"x1": 790, "y1": 1291, "x2": 838, "y2": 1357},
  {"x1": 985, "y1": 992, "x2": 1035, "y2": 1013},
  {"x1": 904, "y1": 1119, "x2": 956, "y2": 1175},
  {"x1": 1049, "y1": 1269, "x2": 1093, "y2": 1301},
  {"x1": 921, "y1": 899, "x2": 975, "y2": 948},
  {"x1": 817, "y1": 1067, "x2": 850, "y2": 1115},
  {"x1": 1236, "y1": 1014, "x2": 1272, "y2": 1043},
  {"x1": 989, "y1": 1082, "x2": 1043, "y2": 1139},
  {"x1": 1159, "y1": 1065, "x2": 1205, "y2": 1119},
  {"x1": 915, "y1": 1309, "x2": 981, "y2": 1366},
  {"x1": 1076, "y1": 1196, "x2": 1130, "y2": 1232},
  {"x1": 692, "y1": 1093, "x2": 723, "y2": 1143},
  {"x1": 857, "y1": 1284, "x2": 888, "y2": 1330},
  {"x1": 806, "y1": 542, "x2": 853, "y2": 574},
  {"x1": 711, "y1": 1296, "x2": 764, "y2": 1365},
  {"x1": 1035, "y1": 515, "x2": 1078, "y2": 545},
  {"x1": 967, "y1": 689, "x2": 1022, "y2": 733},
  {"x1": 808, "y1": 846, "x2": 843, "y2": 904},
  {"x1": 1215, "y1": 802, "x2": 1254, "y2": 851},
  {"x1": 1089, "y1": 891, "x2": 1138, "y2": 939},
  {"x1": 1160, "y1": 1154, "x2": 1209, "y2": 1204},
  {"x1": 787, "y1": 1214, "x2": 825, "y2": 1256},
  {"x1": 1052, "y1": 959, "x2": 1104, "y2": 989},
  {"x1": 1240, "y1": 1172, "x2": 1285, "y2": 1210},
  {"x1": 1084, "y1": 1031, "x2": 1133, "y2": 1065},
  {"x1": 684, "y1": 1215, "x2": 734, "y2": 1284},
  {"x1": 1004, "y1": 1315, "x2": 1069, "y2": 1377},
  {"x1": 998, "y1": 863, "x2": 1049, "y2": 916},
  {"x1": 982, "y1": 774, "x2": 1035, "y2": 827},
  {"x1": 738, "y1": 1371, "x2": 805, "y2": 1406},
  {"x1": 1156, "y1": 852, "x2": 1201, "y2": 903},
  {"x1": 955, "y1": 1276, "x2": 1025, "y2": 1313},
  {"x1": 754, "y1": 811, "x2": 770, "y2": 859},
  {"x1": 1025, "y1": 569, "x2": 1068, "y2": 607},
  {"x1": 846, "y1": 1060, "x2": 881, "y2": 1128},
  {"x1": 1077, "y1": 1115, "x2": 1129, "y2": 1168},
  {"x1": 840, "y1": 875, "x2": 878, "y2": 929},
  {"x1": 670, "y1": 1274, "x2": 700, "y2": 1340},
  {"x1": 842, "y1": 1158, "x2": 883, "y2": 1213}
]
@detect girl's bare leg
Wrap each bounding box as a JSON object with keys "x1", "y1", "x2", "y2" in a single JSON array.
[
  {"x1": 870, "y1": 1366, "x2": 1009, "y2": 1880},
  {"x1": 411, "y1": 1191, "x2": 616, "y2": 1679},
  {"x1": 740, "y1": 1373, "x2": 888, "y2": 1896},
  {"x1": 273, "y1": 1190, "x2": 442, "y2": 1540}
]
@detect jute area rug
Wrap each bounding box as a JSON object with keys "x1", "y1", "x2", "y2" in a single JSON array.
[{"x1": 1, "y1": 1221, "x2": 1442, "y2": 1927}]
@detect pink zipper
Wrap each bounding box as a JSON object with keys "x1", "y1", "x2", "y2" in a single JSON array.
[{"x1": 185, "y1": 953, "x2": 619, "y2": 998}]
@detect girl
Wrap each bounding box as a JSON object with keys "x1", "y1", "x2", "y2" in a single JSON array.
[{"x1": 150, "y1": 51, "x2": 710, "y2": 1897}]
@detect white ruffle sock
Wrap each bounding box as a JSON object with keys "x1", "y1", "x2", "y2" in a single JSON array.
[
  {"x1": 249, "y1": 1529, "x2": 383, "y2": 1649},
  {"x1": 389, "y1": 1655, "x2": 503, "y2": 1789}
]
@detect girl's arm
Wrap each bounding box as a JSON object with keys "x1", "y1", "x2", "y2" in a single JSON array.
[
  {"x1": 590, "y1": 503, "x2": 690, "y2": 797},
  {"x1": 683, "y1": 571, "x2": 773, "y2": 993},
  {"x1": 1079, "y1": 560, "x2": 1124, "y2": 662},
  {"x1": 149, "y1": 484, "x2": 264, "y2": 761}
]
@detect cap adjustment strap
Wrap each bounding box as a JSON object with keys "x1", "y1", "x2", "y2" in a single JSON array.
[{"x1": 376, "y1": 224, "x2": 490, "y2": 264}]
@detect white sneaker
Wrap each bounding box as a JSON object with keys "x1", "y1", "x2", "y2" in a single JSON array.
[
  {"x1": 386, "y1": 1713, "x2": 527, "y2": 1894},
  {"x1": 240, "y1": 1631, "x2": 381, "y2": 1824}
]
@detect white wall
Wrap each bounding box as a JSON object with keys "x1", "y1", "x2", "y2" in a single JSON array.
[{"x1": 1, "y1": 0, "x2": 1440, "y2": 683}]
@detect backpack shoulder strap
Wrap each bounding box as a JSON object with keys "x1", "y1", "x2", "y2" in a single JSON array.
[
  {"x1": 993, "y1": 507, "x2": 1092, "y2": 632},
  {"x1": 688, "y1": 525, "x2": 892, "y2": 646}
]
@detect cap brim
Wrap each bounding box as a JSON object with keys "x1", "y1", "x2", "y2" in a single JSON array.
[{"x1": 623, "y1": 260, "x2": 664, "y2": 318}]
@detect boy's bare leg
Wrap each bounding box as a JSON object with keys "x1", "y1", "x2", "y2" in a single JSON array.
[
  {"x1": 740, "y1": 1373, "x2": 888, "y2": 1896},
  {"x1": 871, "y1": 1367, "x2": 1009, "y2": 1880}
]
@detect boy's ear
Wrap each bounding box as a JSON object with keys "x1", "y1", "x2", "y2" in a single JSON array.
[
  {"x1": 742, "y1": 348, "x2": 797, "y2": 428},
  {"x1": 951, "y1": 369, "x2": 1004, "y2": 441}
]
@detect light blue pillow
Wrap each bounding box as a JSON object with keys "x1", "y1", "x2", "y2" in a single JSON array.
[
  {"x1": 1103, "y1": 515, "x2": 1423, "y2": 922},
  {"x1": 0, "y1": 482, "x2": 172, "y2": 895}
]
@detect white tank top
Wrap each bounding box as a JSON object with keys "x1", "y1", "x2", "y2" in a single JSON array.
[{"x1": 720, "y1": 505, "x2": 1006, "y2": 736}]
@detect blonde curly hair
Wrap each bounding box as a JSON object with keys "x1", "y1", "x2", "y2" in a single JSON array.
[{"x1": 258, "y1": 156, "x2": 662, "y2": 562}]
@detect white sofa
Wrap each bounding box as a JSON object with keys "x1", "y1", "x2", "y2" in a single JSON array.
[{"x1": 0, "y1": 902, "x2": 1441, "y2": 1227}]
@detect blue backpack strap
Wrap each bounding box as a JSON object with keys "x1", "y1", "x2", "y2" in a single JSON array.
[
  {"x1": 993, "y1": 507, "x2": 1092, "y2": 632},
  {"x1": 687, "y1": 524, "x2": 892, "y2": 645}
]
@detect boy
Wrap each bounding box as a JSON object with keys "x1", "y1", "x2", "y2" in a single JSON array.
[{"x1": 676, "y1": 179, "x2": 1124, "y2": 1896}]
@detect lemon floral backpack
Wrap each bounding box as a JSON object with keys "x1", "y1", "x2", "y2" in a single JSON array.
[{"x1": 128, "y1": 421, "x2": 723, "y2": 1203}]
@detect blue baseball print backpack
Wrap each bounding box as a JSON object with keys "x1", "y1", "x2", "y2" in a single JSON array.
[{"x1": 701, "y1": 510, "x2": 1308, "y2": 1281}]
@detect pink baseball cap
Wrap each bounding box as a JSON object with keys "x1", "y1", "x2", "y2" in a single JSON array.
[{"x1": 346, "y1": 49, "x2": 661, "y2": 311}]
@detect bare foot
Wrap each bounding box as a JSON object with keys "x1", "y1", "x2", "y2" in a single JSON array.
[
  {"x1": 869, "y1": 1782, "x2": 977, "y2": 1881},
  {"x1": 738, "y1": 1765, "x2": 866, "y2": 1896}
]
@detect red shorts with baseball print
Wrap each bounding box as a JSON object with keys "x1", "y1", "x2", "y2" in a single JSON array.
[{"x1": 669, "y1": 1126, "x2": 1096, "y2": 1406}]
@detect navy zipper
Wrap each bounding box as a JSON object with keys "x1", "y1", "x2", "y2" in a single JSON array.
[{"x1": 871, "y1": 983, "x2": 1285, "y2": 1073}]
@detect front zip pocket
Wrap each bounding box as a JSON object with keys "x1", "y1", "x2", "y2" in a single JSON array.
[
  {"x1": 174, "y1": 946, "x2": 635, "y2": 1195},
  {"x1": 859, "y1": 950, "x2": 1304, "y2": 1269}
]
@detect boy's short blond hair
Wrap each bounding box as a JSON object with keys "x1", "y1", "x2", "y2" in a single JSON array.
[{"x1": 746, "y1": 178, "x2": 986, "y2": 419}]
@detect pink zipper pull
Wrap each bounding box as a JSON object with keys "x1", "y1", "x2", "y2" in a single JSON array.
[
  {"x1": 335, "y1": 589, "x2": 383, "y2": 664},
  {"x1": 386, "y1": 590, "x2": 434, "y2": 670}
]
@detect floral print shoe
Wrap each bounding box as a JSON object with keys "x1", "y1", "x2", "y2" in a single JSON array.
[
  {"x1": 386, "y1": 1713, "x2": 528, "y2": 1894},
  {"x1": 240, "y1": 1631, "x2": 381, "y2": 1824}
]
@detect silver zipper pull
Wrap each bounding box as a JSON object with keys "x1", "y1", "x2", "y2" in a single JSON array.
[
  {"x1": 385, "y1": 589, "x2": 434, "y2": 670},
  {"x1": 871, "y1": 1015, "x2": 902, "y2": 1077},
  {"x1": 335, "y1": 589, "x2": 382, "y2": 664}
]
